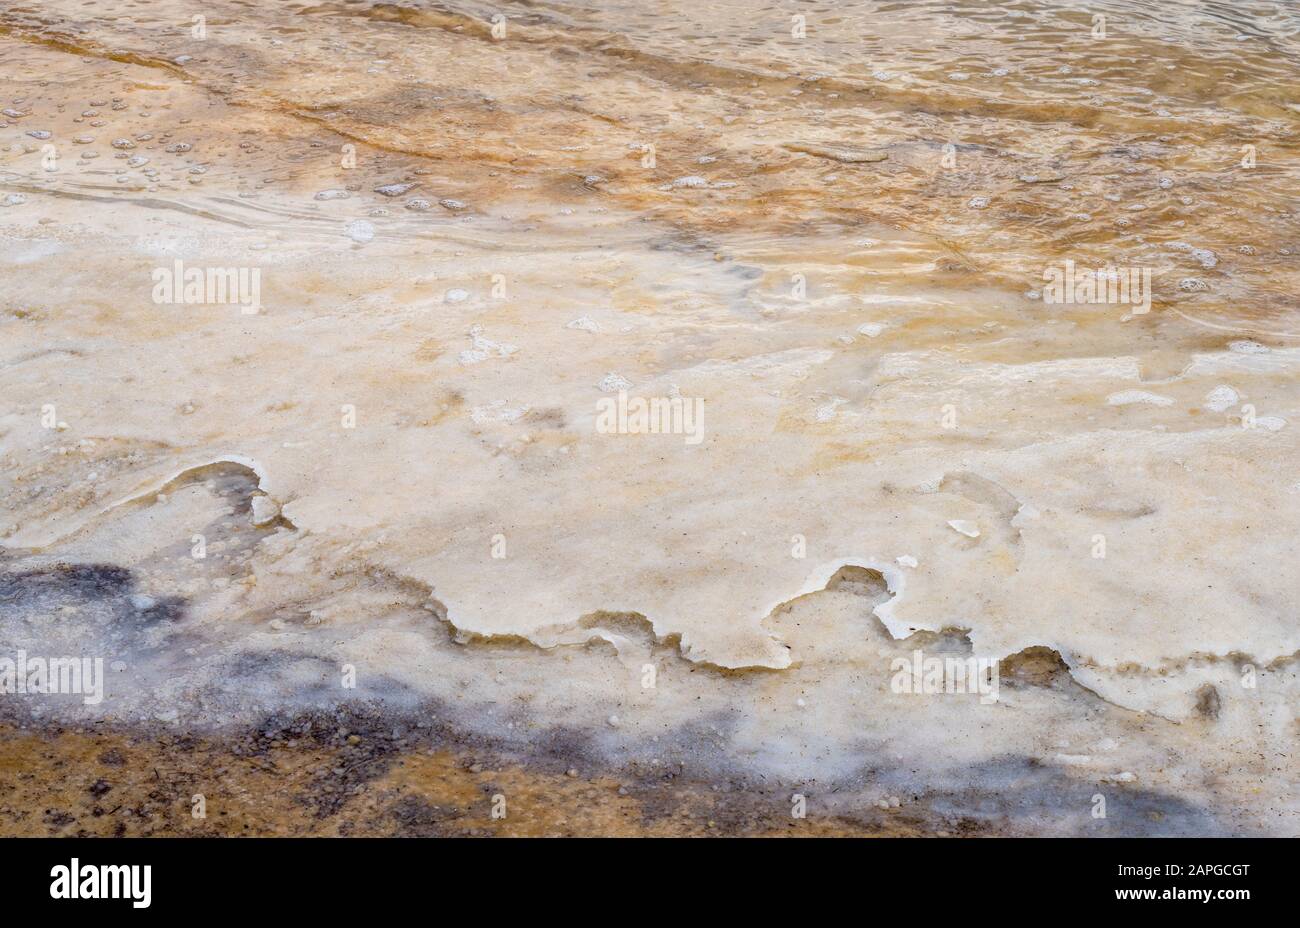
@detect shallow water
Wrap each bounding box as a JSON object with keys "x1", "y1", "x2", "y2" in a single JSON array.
[{"x1": 1, "y1": 0, "x2": 1298, "y2": 835}]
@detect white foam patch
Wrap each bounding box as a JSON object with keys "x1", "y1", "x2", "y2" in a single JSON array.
[
  {"x1": 1107, "y1": 390, "x2": 1174, "y2": 407},
  {"x1": 1204, "y1": 385, "x2": 1239, "y2": 412}
]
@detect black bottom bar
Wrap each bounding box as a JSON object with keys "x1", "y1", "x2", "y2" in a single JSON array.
[{"x1": 7, "y1": 836, "x2": 1282, "y2": 914}]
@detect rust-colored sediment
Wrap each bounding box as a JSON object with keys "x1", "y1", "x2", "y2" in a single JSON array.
[{"x1": 0, "y1": 723, "x2": 939, "y2": 837}]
